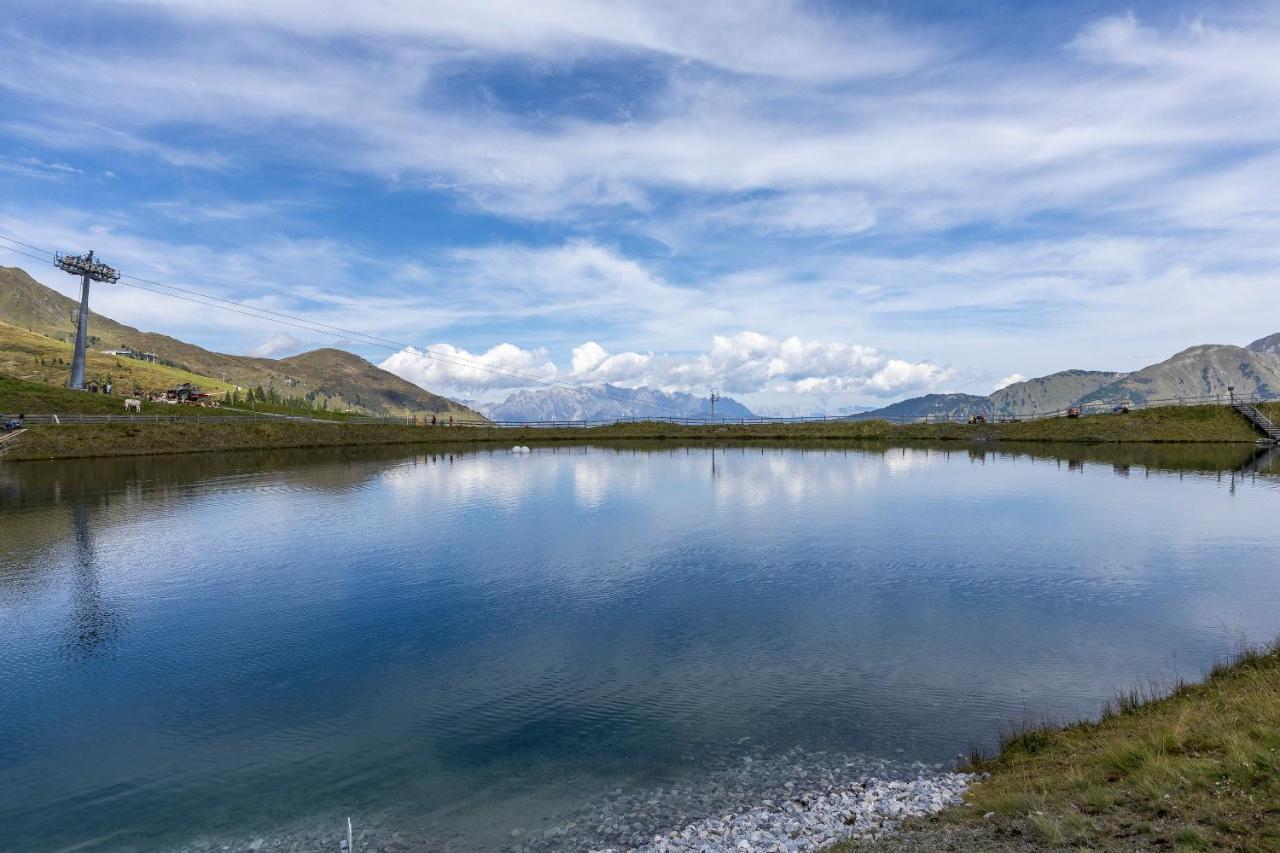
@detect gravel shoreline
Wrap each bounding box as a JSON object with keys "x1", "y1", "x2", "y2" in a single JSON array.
[
  {"x1": 618, "y1": 774, "x2": 973, "y2": 852},
  {"x1": 166, "y1": 749, "x2": 973, "y2": 853}
]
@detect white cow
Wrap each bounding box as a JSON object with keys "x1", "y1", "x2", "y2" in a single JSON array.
[{"x1": 124, "y1": 398, "x2": 143, "y2": 413}]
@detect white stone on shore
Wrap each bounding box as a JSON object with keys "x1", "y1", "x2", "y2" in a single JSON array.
[{"x1": 596, "y1": 773, "x2": 973, "y2": 853}]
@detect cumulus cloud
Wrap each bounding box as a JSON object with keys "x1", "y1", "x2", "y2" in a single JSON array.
[
  {"x1": 382, "y1": 331, "x2": 949, "y2": 401},
  {"x1": 993, "y1": 373, "x2": 1027, "y2": 392},
  {"x1": 5, "y1": 5, "x2": 1280, "y2": 392},
  {"x1": 248, "y1": 332, "x2": 305, "y2": 358},
  {"x1": 379, "y1": 343, "x2": 558, "y2": 393}
]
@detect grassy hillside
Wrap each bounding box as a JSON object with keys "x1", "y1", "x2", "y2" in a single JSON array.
[
  {"x1": 0, "y1": 321, "x2": 237, "y2": 398},
  {"x1": 991, "y1": 369, "x2": 1124, "y2": 417},
  {"x1": 274, "y1": 348, "x2": 468, "y2": 417},
  {"x1": 849, "y1": 392, "x2": 991, "y2": 421},
  {"x1": 0, "y1": 375, "x2": 244, "y2": 417},
  {"x1": 0, "y1": 265, "x2": 481, "y2": 419},
  {"x1": 0, "y1": 265, "x2": 139, "y2": 342},
  {"x1": 857, "y1": 336, "x2": 1280, "y2": 423},
  {"x1": 1080, "y1": 344, "x2": 1280, "y2": 407}
]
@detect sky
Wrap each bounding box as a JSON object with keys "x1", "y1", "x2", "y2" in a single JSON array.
[{"x1": 1, "y1": 0, "x2": 1279, "y2": 412}]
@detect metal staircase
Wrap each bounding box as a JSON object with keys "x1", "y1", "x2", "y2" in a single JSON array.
[{"x1": 1233, "y1": 400, "x2": 1280, "y2": 443}]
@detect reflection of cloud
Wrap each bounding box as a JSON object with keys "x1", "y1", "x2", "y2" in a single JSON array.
[
  {"x1": 572, "y1": 459, "x2": 608, "y2": 510},
  {"x1": 379, "y1": 450, "x2": 548, "y2": 509},
  {"x1": 706, "y1": 446, "x2": 888, "y2": 509},
  {"x1": 882, "y1": 447, "x2": 944, "y2": 475}
]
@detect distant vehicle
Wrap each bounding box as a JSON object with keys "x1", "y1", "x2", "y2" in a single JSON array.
[
  {"x1": 4, "y1": 418, "x2": 22, "y2": 431},
  {"x1": 1066, "y1": 406, "x2": 1083, "y2": 419},
  {"x1": 166, "y1": 383, "x2": 211, "y2": 404},
  {"x1": 1112, "y1": 404, "x2": 1130, "y2": 414},
  {"x1": 967, "y1": 414, "x2": 987, "y2": 424}
]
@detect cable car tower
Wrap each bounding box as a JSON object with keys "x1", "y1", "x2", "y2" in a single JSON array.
[{"x1": 56, "y1": 250, "x2": 120, "y2": 390}]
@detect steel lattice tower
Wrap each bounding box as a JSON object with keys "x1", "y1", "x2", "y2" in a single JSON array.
[{"x1": 56, "y1": 250, "x2": 120, "y2": 390}]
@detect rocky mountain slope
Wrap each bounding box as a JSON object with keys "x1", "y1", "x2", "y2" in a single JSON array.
[
  {"x1": 477, "y1": 384, "x2": 756, "y2": 422},
  {"x1": 860, "y1": 335, "x2": 1280, "y2": 422},
  {"x1": 846, "y1": 393, "x2": 992, "y2": 422},
  {"x1": 1076, "y1": 341, "x2": 1280, "y2": 406},
  {"x1": 0, "y1": 265, "x2": 479, "y2": 419},
  {"x1": 989, "y1": 370, "x2": 1124, "y2": 417}
]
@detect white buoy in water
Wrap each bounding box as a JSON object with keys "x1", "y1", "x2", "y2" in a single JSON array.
[{"x1": 510, "y1": 445, "x2": 531, "y2": 454}]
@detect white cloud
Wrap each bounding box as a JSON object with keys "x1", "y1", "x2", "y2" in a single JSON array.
[
  {"x1": 706, "y1": 190, "x2": 878, "y2": 237},
  {"x1": 112, "y1": 0, "x2": 938, "y2": 81},
  {"x1": 379, "y1": 343, "x2": 558, "y2": 393},
  {"x1": 4, "y1": 6, "x2": 1280, "y2": 397},
  {"x1": 569, "y1": 341, "x2": 609, "y2": 374},
  {"x1": 8, "y1": 5, "x2": 1277, "y2": 233},
  {"x1": 381, "y1": 331, "x2": 948, "y2": 401},
  {"x1": 993, "y1": 373, "x2": 1027, "y2": 392},
  {"x1": 247, "y1": 332, "x2": 305, "y2": 358},
  {"x1": 0, "y1": 155, "x2": 84, "y2": 180}
]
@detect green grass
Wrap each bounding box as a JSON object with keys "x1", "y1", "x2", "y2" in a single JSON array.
[
  {"x1": 0, "y1": 420, "x2": 454, "y2": 459},
  {"x1": 3, "y1": 401, "x2": 1278, "y2": 462},
  {"x1": 967, "y1": 641, "x2": 1280, "y2": 850},
  {"x1": 0, "y1": 320, "x2": 237, "y2": 397},
  {"x1": 0, "y1": 375, "x2": 236, "y2": 417},
  {"x1": 828, "y1": 641, "x2": 1280, "y2": 851},
  {"x1": 219, "y1": 402, "x2": 358, "y2": 421}
]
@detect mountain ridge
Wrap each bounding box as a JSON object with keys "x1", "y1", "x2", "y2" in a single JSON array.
[
  {"x1": 0, "y1": 264, "x2": 479, "y2": 418},
  {"x1": 857, "y1": 336, "x2": 1280, "y2": 422},
  {"x1": 477, "y1": 384, "x2": 756, "y2": 422}
]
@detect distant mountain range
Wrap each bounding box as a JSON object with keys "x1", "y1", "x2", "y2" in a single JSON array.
[
  {"x1": 0, "y1": 265, "x2": 479, "y2": 419},
  {"x1": 8, "y1": 262, "x2": 1278, "y2": 426},
  {"x1": 852, "y1": 336, "x2": 1280, "y2": 422},
  {"x1": 752, "y1": 403, "x2": 876, "y2": 419},
  {"x1": 474, "y1": 384, "x2": 756, "y2": 422}
]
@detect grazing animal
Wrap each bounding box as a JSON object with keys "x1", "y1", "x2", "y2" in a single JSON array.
[{"x1": 124, "y1": 398, "x2": 142, "y2": 413}]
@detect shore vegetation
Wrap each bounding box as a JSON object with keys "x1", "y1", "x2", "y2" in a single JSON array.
[{"x1": 831, "y1": 640, "x2": 1280, "y2": 851}]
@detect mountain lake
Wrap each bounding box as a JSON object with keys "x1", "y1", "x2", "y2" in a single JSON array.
[{"x1": 2, "y1": 441, "x2": 1278, "y2": 851}]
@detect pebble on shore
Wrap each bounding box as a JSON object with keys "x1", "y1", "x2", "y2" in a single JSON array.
[{"x1": 607, "y1": 773, "x2": 973, "y2": 852}]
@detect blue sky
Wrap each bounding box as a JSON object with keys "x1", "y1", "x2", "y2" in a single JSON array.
[{"x1": 1, "y1": 0, "x2": 1278, "y2": 411}]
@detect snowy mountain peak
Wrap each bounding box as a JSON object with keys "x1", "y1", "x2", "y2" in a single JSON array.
[{"x1": 475, "y1": 385, "x2": 756, "y2": 422}]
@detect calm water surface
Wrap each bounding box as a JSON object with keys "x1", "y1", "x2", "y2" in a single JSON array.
[{"x1": 1, "y1": 442, "x2": 1278, "y2": 851}]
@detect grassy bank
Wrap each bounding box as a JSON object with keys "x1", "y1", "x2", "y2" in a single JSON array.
[
  {"x1": 2, "y1": 401, "x2": 1279, "y2": 461},
  {"x1": 832, "y1": 641, "x2": 1280, "y2": 851}
]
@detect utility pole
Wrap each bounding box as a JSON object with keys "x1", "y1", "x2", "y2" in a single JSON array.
[
  {"x1": 709, "y1": 388, "x2": 721, "y2": 421},
  {"x1": 56, "y1": 250, "x2": 120, "y2": 390}
]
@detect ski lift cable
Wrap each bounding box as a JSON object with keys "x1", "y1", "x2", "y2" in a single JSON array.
[
  {"x1": 118, "y1": 269, "x2": 627, "y2": 398},
  {"x1": 115, "y1": 276, "x2": 688, "y2": 415},
  {"x1": 2, "y1": 238, "x2": 554, "y2": 391},
  {"x1": 0, "y1": 233, "x2": 690, "y2": 415}
]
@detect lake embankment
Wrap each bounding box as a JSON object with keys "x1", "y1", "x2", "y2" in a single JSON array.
[
  {"x1": 830, "y1": 639, "x2": 1280, "y2": 852},
  {"x1": 2, "y1": 402, "x2": 1278, "y2": 461}
]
